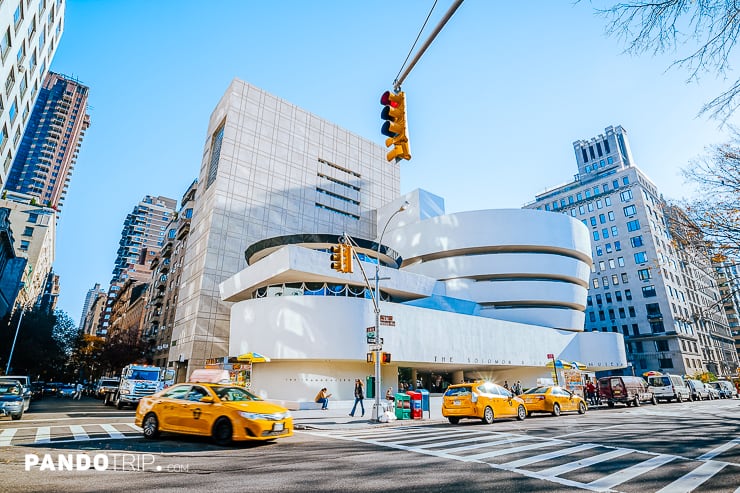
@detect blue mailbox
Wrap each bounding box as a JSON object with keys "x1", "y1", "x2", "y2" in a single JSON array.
[{"x1": 418, "y1": 388, "x2": 430, "y2": 418}]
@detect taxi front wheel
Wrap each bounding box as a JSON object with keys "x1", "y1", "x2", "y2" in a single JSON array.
[
  {"x1": 516, "y1": 405, "x2": 526, "y2": 421},
  {"x1": 142, "y1": 413, "x2": 160, "y2": 439},
  {"x1": 212, "y1": 417, "x2": 233, "y2": 446},
  {"x1": 552, "y1": 403, "x2": 561, "y2": 417}
]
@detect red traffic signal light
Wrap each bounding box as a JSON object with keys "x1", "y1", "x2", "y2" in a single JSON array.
[
  {"x1": 381, "y1": 352, "x2": 391, "y2": 364},
  {"x1": 380, "y1": 90, "x2": 411, "y2": 162}
]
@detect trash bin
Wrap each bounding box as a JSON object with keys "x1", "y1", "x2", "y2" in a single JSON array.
[
  {"x1": 366, "y1": 376, "x2": 374, "y2": 399},
  {"x1": 418, "y1": 388, "x2": 429, "y2": 418},
  {"x1": 407, "y1": 390, "x2": 422, "y2": 419},
  {"x1": 395, "y1": 393, "x2": 410, "y2": 420}
]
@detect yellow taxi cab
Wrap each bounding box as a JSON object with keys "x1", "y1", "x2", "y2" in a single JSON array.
[
  {"x1": 520, "y1": 385, "x2": 587, "y2": 417},
  {"x1": 135, "y1": 381, "x2": 293, "y2": 445},
  {"x1": 442, "y1": 381, "x2": 527, "y2": 425}
]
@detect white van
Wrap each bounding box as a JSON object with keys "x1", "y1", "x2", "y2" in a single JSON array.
[{"x1": 647, "y1": 374, "x2": 691, "y2": 403}]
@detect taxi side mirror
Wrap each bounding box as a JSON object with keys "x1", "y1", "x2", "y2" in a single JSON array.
[{"x1": 199, "y1": 396, "x2": 215, "y2": 403}]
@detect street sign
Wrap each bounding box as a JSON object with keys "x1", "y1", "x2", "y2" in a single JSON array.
[
  {"x1": 366, "y1": 326, "x2": 376, "y2": 344},
  {"x1": 547, "y1": 353, "x2": 554, "y2": 359}
]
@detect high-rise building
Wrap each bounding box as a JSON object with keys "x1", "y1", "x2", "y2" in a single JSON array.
[
  {"x1": 79, "y1": 282, "x2": 104, "y2": 330},
  {"x1": 100, "y1": 195, "x2": 176, "y2": 336},
  {"x1": 167, "y1": 78, "x2": 401, "y2": 380},
  {"x1": 526, "y1": 125, "x2": 739, "y2": 378},
  {"x1": 142, "y1": 180, "x2": 196, "y2": 368},
  {"x1": 5, "y1": 71, "x2": 90, "y2": 212},
  {"x1": 0, "y1": 0, "x2": 65, "y2": 189}
]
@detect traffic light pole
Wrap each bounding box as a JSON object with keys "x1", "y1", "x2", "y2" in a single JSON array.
[{"x1": 393, "y1": 0, "x2": 464, "y2": 92}]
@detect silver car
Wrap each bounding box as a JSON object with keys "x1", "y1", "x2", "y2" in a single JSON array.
[{"x1": 686, "y1": 379, "x2": 712, "y2": 400}]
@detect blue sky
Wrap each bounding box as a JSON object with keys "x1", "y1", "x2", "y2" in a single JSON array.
[{"x1": 49, "y1": 1, "x2": 736, "y2": 324}]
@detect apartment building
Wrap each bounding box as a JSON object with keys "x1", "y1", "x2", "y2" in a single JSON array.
[
  {"x1": 5, "y1": 71, "x2": 90, "y2": 212},
  {"x1": 0, "y1": 0, "x2": 65, "y2": 188},
  {"x1": 526, "y1": 125, "x2": 738, "y2": 377}
]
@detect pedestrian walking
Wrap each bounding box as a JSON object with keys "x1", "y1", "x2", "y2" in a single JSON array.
[
  {"x1": 586, "y1": 380, "x2": 596, "y2": 406},
  {"x1": 349, "y1": 379, "x2": 365, "y2": 417},
  {"x1": 73, "y1": 382, "x2": 83, "y2": 400},
  {"x1": 513, "y1": 380, "x2": 522, "y2": 395}
]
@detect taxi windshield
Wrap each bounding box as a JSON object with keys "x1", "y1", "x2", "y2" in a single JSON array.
[{"x1": 213, "y1": 386, "x2": 262, "y2": 402}]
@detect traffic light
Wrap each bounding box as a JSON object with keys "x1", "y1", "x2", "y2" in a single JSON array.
[
  {"x1": 330, "y1": 244, "x2": 353, "y2": 273},
  {"x1": 380, "y1": 90, "x2": 411, "y2": 162},
  {"x1": 381, "y1": 352, "x2": 392, "y2": 365},
  {"x1": 341, "y1": 243, "x2": 353, "y2": 273},
  {"x1": 367, "y1": 352, "x2": 375, "y2": 363},
  {"x1": 330, "y1": 244, "x2": 344, "y2": 272}
]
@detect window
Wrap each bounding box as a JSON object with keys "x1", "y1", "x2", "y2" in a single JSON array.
[
  {"x1": 605, "y1": 293, "x2": 612, "y2": 303},
  {"x1": 14, "y1": 4, "x2": 23, "y2": 30},
  {"x1": 659, "y1": 358, "x2": 674, "y2": 369},
  {"x1": 0, "y1": 28, "x2": 9, "y2": 61},
  {"x1": 629, "y1": 306, "x2": 636, "y2": 317},
  {"x1": 579, "y1": 205, "x2": 585, "y2": 214},
  {"x1": 614, "y1": 241, "x2": 622, "y2": 251},
  {"x1": 602, "y1": 228, "x2": 609, "y2": 239},
  {"x1": 630, "y1": 236, "x2": 643, "y2": 247},
  {"x1": 642, "y1": 285, "x2": 656, "y2": 297},
  {"x1": 627, "y1": 220, "x2": 641, "y2": 231},
  {"x1": 634, "y1": 252, "x2": 647, "y2": 264},
  {"x1": 620, "y1": 190, "x2": 633, "y2": 202},
  {"x1": 623, "y1": 205, "x2": 637, "y2": 217},
  {"x1": 621, "y1": 273, "x2": 629, "y2": 283},
  {"x1": 656, "y1": 340, "x2": 669, "y2": 352},
  {"x1": 593, "y1": 278, "x2": 600, "y2": 288},
  {"x1": 623, "y1": 176, "x2": 630, "y2": 185},
  {"x1": 22, "y1": 227, "x2": 33, "y2": 236},
  {"x1": 577, "y1": 193, "x2": 583, "y2": 201},
  {"x1": 595, "y1": 246, "x2": 603, "y2": 256},
  {"x1": 587, "y1": 202, "x2": 594, "y2": 211},
  {"x1": 615, "y1": 291, "x2": 623, "y2": 302},
  {"x1": 613, "y1": 180, "x2": 619, "y2": 189},
  {"x1": 612, "y1": 274, "x2": 619, "y2": 285},
  {"x1": 184, "y1": 208, "x2": 193, "y2": 219},
  {"x1": 595, "y1": 294, "x2": 603, "y2": 305},
  {"x1": 617, "y1": 257, "x2": 625, "y2": 267},
  {"x1": 599, "y1": 261, "x2": 606, "y2": 271},
  {"x1": 611, "y1": 226, "x2": 618, "y2": 237},
  {"x1": 602, "y1": 276, "x2": 609, "y2": 288},
  {"x1": 597, "y1": 199, "x2": 603, "y2": 209},
  {"x1": 605, "y1": 197, "x2": 612, "y2": 206},
  {"x1": 593, "y1": 231, "x2": 600, "y2": 241},
  {"x1": 638, "y1": 268, "x2": 651, "y2": 281},
  {"x1": 619, "y1": 307, "x2": 626, "y2": 318},
  {"x1": 19, "y1": 240, "x2": 29, "y2": 251},
  {"x1": 590, "y1": 217, "x2": 597, "y2": 226},
  {"x1": 608, "y1": 259, "x2": 615, "y2": 269},
  {"x1": 605, "y1": 243, "x2": 613, "y2": 253},
  {"x1": 608, "y1": 211, "x2": 615, "y2": 221},
  {"x1": 599, "y1": 214, "x2": 606, "y2": 224},
  {"x1": 206, "y1": 121, "x2": 225, "y2": 189}
]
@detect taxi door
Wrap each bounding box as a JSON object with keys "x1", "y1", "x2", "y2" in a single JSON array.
[
  {"x1": 180, "y1": 385, "x2": 219, "y2": 435},
  {"x1": 492, "y1": 385, "x2": 517, "y2": 417},
  {"x1": 156, "y1": 385, "x2": 192, "y2": 432}
]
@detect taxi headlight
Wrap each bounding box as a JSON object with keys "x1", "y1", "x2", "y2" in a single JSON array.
[{"x1": 238, "y1": 411, "x2": 292, "y2": 421}]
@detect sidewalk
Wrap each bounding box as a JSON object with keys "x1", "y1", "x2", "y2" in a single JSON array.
[{"x1": 291, "y1": 397, "x2": 445, "y2": 431}]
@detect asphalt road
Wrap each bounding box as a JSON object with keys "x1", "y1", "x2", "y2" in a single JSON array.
[{"x1": 1, "y1": 395, "x2": 740, "y2": 492}]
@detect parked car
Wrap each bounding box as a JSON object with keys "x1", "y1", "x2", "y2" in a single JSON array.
[
  {"x1": 520, "y1": 385, "x2": 588, "y2": 416},
  {"x1": 686, "y1": 379, "x2": 712, "y2": 401},
  {"x1": 708, "y1": 380, "x2": 738, "y2": 399},
  {"x1": 646, "y1": 374, "x2": 691, "y2": 403},
  {"x1": 706, "y1": 385, "x2": 721, "y2": 399},
  {"x1": 598, "y1": 376, "x2": 656, "y2": 407},
  {"x1": 135, "y1": 383, "x2": 293, "y2": 445},
  {"x1": 0, "y1": 380, "x2": 24, "y2": 420},
  {"x1": 442, "y1": 381, "x2": 527, "y2": 424},
  {"x1": 0, "y1": 376, "x2": 31, "y2": 411}
]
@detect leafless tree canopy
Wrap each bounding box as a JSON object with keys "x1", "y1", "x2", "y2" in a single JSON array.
[
  {"x1": 678, "y1": 131, "x2": 740, "y2": 258},
  {"x1": 597, "y1": 1, "x2": 740, "y2": 122}
]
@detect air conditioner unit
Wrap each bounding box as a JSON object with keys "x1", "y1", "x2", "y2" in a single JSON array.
[{"x1": 17, "y1": 63, "x2": 24, "y2": 73}]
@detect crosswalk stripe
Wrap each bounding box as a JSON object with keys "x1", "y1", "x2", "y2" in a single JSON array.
[
  {"x1": 34, "y1": 426, "x2": 50, "y2": 444},
  {"x1": 655, "y1": 460, "x2": 727, "y2": 493},
  {"x1": 125, "y1": 423, "x2": 141, "y2": 432},
  {"x1": 392, "y1": 430, "x2": 484, "y2": 445},
  {"x1": 0, "y1": 428, "x2": 17, "y2": 446},
  {"x1": 697, "y1": 437, "x2": 740, "y2": 460},
  {"x1": 100, "y1": 424, "x2": 124, "y2": 439},
  {"x1": 537, "y1": 448, "x2": 633, "y2": 477},
  {"x1": 588, "y1": 454, "x2": 677, "y2": 490},
  {"x1": 69, "y1": 425, "x2": 89, "y2": 440},
  {"x1": 415, "y1": 434, "x2": 497, "y2": 450},
  {"x1": 444, "y1": 435, "x2": 532, "y2": 454},
  {"x1": 500, "y1": 443, "x2": 600, "y2": 469},
  {"x1": 464, "y1": 440, "x2": 560, "y2": 461}
]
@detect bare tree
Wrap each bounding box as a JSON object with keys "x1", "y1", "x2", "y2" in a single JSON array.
[
  {"x1": 596, "y1": 1, "x2": 740, "y2": 122},
  {"x1": 677, "y1": 131, "x2": 740, "y2": 259}
]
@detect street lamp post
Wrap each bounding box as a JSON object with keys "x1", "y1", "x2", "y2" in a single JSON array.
[
  {"x1": 5, "y1": 304, "x2": 24, "y2": 375},
  {"x1": 372, "y1": 201, "x2": 409, "y2": 421}
]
